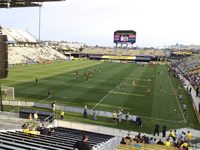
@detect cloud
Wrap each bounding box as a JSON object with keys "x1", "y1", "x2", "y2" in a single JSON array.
[{"x1": 1, "y1": 0, "x2": 200, "y2": 46}]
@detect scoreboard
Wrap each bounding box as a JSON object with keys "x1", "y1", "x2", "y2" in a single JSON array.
[{"x1": 114, "y1": 30, "x2": 136, "y2": 44}]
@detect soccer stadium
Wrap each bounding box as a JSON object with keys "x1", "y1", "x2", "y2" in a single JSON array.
[{"x1": 0, "y1": 0, "x2": 200, "y2": 150}]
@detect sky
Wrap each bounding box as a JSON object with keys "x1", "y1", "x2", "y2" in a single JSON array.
[{"x1": 0, "y1": 0, "x2": 200, "y2": 47}]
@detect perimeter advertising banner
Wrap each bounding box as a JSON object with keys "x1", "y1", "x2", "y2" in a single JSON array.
[{"x1": 114, "y1": 30, "x2": 136, "y2": 44}]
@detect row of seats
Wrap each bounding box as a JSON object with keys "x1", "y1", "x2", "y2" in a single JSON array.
[
  {"x1": 114, "y1": 143, "x2": 177, "y2": 150},
  {"x1": 79, "y1": 48, "x2": 166, "y2": 56},
  {"x1": 173, "y1": 53, "x2": 200, "y2": 88},
  {"x1": 0, "y1": 127, "x2": 114, "y2": 150},
  {"x1": 8, "y1": 46, "x2": 67, "y2": 64},
  {"x1": 1, "y1": 27, "x2": 37, "y2": 43}
]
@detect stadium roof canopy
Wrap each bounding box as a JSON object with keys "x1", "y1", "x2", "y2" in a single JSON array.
[{"x1": 0, "y1": 0, "x2": 64, "y2": 8}]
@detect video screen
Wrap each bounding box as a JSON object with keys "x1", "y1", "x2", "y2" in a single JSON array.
[{"x1": 114, "y1": 30, "x2": 136, "y2": 44}]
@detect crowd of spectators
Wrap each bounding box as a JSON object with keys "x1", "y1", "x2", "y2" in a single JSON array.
[
  {"x1": 120, "y1": 130, "x2": 193, "y2": 150},
  {"x1": 171, "y1": 54, "x2": 200, "y2": 95}
]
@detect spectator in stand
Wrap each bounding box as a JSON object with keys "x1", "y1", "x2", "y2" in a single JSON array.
[
  {"x1": 157, "y1": 139, "x2": 164, "y2": 145},
  {"x1": 73, "y1": 134, "x2": 91, "y2": 150},
  {"x1": 29, "y1": 113, "x2": 33, "y2": 120},
  {"x1": 181, "y1": 132, "x2": 187, "y2": 141},
  {"x1": 125, "y1": 134, "x2": 131, "y2": 140},
  {"x1": 149, "y1": 137, "x2": 154, "y2": 144},
  {"x1": 169, "y1": 130, "x2": 176, "y2": 142},
  {"x1": 189, "y1": 87, "x2": 192, "y2": 94},
  {"x1": 153, "y1": 123, "x2": 160, "y2": 136},
  {"x1": 120, "y1": 138, "x2": 126, "y2": 144},
  {"x1": 199, "y1": 103, "x2": 200, "y2": 114},
  {"x1": 196, "y1": 86, "x2": 199, "y2": 97},
  {"x1": 182, "y1": 145, "x2": 188, "y2": 150},
  {"x1": 34, "y1": 111, "x2": 38, "y2": 121},
  {"x1": 181, "y1": 141, "x2": 188, "y2": 149},
  {"x1": 134, "y1": 140, "x2": 141, "y2": 148},
  {"x1": 165, "y1": 138, "x2": 171, "y2": 147},
  {"x1": 186, "y1": 131, "x2": 192, "y2": 141}
]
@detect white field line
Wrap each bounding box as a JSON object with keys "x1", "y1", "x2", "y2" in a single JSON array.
[
  {"x1": 92, "y1": 89, "x2": 115, "y2": 110},
  {"x1": 92, "y1": 81, "x2": 126, "y2": 109},
  {"x1": 39, "y1": 95, "x2": 52, "y2": 102},
  {"x1": 140, "y1": 115, "x2": 184, "y2": 123},
  {"x1": 168, "y1": 74, "x2": 187, "y2": 124}
]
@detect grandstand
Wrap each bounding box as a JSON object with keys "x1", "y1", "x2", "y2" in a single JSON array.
[
  {"x1": 0, "y1": 27, "x2": 67, "y2": 65},
  {"x1": 0, "y1": 127, "x2": 115, "y2": 150},
  {"x1": 1, "y1": 27, "x2": 38, "y2": 43},
  {"x1": 78, "y1": 47, "x2": 166, "y2": 57}
]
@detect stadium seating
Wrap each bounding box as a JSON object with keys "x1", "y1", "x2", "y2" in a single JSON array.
[
  {"x1": 8, "y1": 46, "x2": 67, "y2": 64},
  {"x1": 1, "y1": 27, "x2": 37, "y2": 43},
  {"x1": 80, "y1": 47, "x2": 166, "y2": 57},
  {"x1": 114, "y1": 143, "x2": 177, "y2": 150},
  {"x1": 0, "y1": 127, "x2": 114, "y2": 150},
  {"x1": 173, "y1": 53, "x2": 200, "y2": 87},
  {"x1": 0, "y1": 27, "x2": 67, "y2": 64}
]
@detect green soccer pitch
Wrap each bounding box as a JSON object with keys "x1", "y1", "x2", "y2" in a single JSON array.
[{"x1": 1, "y1": 60, "x2": 199, "y2": 132}]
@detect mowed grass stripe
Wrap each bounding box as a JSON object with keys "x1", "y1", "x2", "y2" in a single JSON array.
[{"x1": 2, "y1": 61, "x2": 198, "y2": 128}]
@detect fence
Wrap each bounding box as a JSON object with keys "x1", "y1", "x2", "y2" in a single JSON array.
[{"x1": 2, "y1": 100, "x2": 138, "y2": 122}]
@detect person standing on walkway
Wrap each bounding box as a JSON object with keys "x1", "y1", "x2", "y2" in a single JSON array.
[
  {"x1": 60, "y1": 110, "x2": 64, "y2": 120},
  {"x1": 112, "y1": 111, "x2": 117, "y2": 124},
  {"x1": 153, "y1": 123, "x2": 160, "y2": 136},
  {"x1": 83, "y1": 105, "x2": 88, "y2": 118},
  {"x1": 118, "y1": 110, "x2": 122, "y2": 123},
  {"x1": 125, "y1": 112, "x2": 129, "y2": 122},
  {"x1": 51, "y1": 101, "x2": 56, "y2": 112},
  {"x1": 162, "y1": 124, "x2": 167, "y2": 137},
  {"x1": 92, "y1": 109, "x2": 97, "y2": 120}
]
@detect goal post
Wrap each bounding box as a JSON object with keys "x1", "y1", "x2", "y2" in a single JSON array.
[{"x1": 1, "y1": 86, "x2": 15, "y2": 101}]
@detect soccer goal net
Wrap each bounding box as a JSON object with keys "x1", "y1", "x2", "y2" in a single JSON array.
[{"x1": 1, "y1": 86, "x2": 15, "y2": 101}]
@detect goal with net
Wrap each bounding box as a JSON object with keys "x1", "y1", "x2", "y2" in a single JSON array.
[{"x1": 1, "y1": 86, "x2": 15, "y2": 101}]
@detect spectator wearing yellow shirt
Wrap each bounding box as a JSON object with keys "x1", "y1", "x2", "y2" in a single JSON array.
[
  {"x1": 112, "y1": 111, "x2": 117, "y2": 124},
  {"x1": 186, "y1": 131, "x2": 192, "y2": 141},
  {"x1": 165, "y1": 138, "x2": 171, "y2": 147},
  {"x1": 181, "y1": 141, "x2": 188, "y2": 148},
  {"x1": 60, "y1": 110, "x2": 64, "y2": 120},
  {"x1": 169, "y1": 130, "x2": 176, "y2": 142}
]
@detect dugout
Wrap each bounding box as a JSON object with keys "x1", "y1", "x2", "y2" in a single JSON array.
[{"x1": 19, "y1": 109, "x2": 54, "y2": 122}]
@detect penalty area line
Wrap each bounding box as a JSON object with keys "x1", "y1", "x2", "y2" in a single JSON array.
[
  {"x1": 39, "y1": 96, "x2": 52, "y2": 103},
  {"x1": 92, "y1": 89, "x2": 114, "y2": 110},
  {"x1": 140, "y1": 115, "x2": 185, "y2": 123}
]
